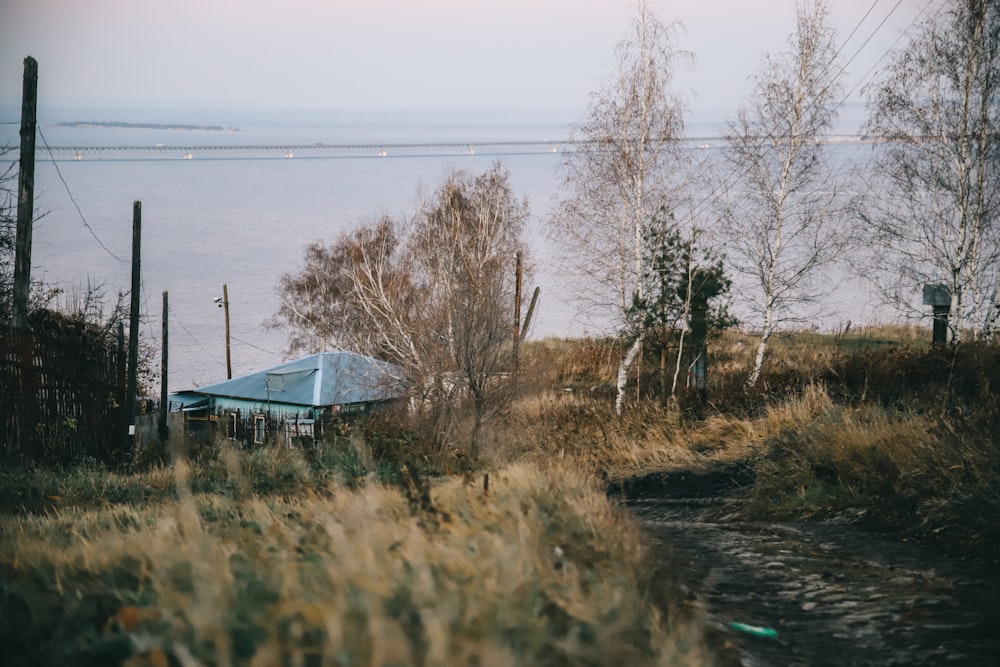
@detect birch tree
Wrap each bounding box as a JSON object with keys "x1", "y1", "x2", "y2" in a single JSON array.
[
  {"x1": 549, "y1": 0, "x2": 689, "y2": 414},
  {"x1": 720, "y1": 0, "x2": 848, "y2": 387},
  {"x1": 861, "y1": 0, "x2": 1000, "y2": 341}
]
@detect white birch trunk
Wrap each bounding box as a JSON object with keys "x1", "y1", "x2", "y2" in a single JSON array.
[
  {"x1": 616, "y1": 335, "x2": 643, "y2": 416},
  {"x1": 747, "y1": 300, "x2": 774, "y2": 388}
]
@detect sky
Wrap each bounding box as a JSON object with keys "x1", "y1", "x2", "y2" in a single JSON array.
[{"x1": 0, "y1": 0, "x2": 931, "y2": 126}]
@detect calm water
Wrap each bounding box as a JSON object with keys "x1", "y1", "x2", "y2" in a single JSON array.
[
  {"x1": 2, "y1": 109, "x2": 878, "y2": 393},
  {"x1": 2, "y1": 111, "x2": 590, "y2": 391}
]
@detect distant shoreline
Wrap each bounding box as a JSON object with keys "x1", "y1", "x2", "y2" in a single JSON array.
[{"x1": 57, "y1": 121, "x2": 240, "y2": 132}]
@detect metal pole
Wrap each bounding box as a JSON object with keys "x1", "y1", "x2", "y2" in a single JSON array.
[{"x1": 13, "y1": 56, "x2": 37, "y2": 331}]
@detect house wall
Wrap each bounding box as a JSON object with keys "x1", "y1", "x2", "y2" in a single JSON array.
[{"x1": 174, "y1": 395, "x2": 404, "y2": 449}]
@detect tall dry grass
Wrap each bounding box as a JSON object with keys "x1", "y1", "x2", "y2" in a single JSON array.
[
  {"x1": 0, "y1": 447, "x2": 712, "y2": 666},
  {"x1": 504, "y1": 333, "x2": 1000, "y2": 556},
  {"x1": 3, "y1": 327, "x2": 997, "y2": 665},
  {"x1": 746, "y1": 384, "x2": 1000, "y2": 554}
]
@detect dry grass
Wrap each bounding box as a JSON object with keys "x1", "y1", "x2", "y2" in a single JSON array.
[
  {"x1": 501, "y1": 331, "x2": 1000, "y2": 556},
  {"x1": 746, "y1": 385, "x2": 1000, "y2": 553},
  {"x1": 4, "y1": 326, "x2": 998, "y2": 666},
  {"x1": 0, "y1": 449, "x2": 712, "y2": 667}
]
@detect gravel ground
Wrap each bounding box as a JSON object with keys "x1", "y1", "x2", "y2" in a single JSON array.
[{"x1": 616, "y1": 467, "x2": 1000, "y2": 666}]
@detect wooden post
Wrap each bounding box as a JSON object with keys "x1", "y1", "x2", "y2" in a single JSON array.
[
  {"x1": 125, "y1": 202, "x2": 141, "y2": 448},
  {"x1": 513, "y1": 252, "x2": 523, "y2": 371},
  {"x1": 13, "y1": 56, "x2": 38, "y2": 332},
  {"x1": 222, "y1": 283, "x2": 232, "y2": 379},
  {"x1": 932, "y1": 306, "x2": 950, "y2": 346},
  {"x1": 690, "y1": 293, "x2": 708, "y2": 404},
  {"x1": 117, "y1": 321, "x2": 126, "y2": 457},
  {"x1": 159, "y1": 290, "x2": 169, "y2": 441},
  {"x1": 11, "y1": 57, "x2": 39, "y2": 459},
  {"x1": 520, "y1": 287, "x2": 540, "y2": 341},
  {"x1": 923, "y1": 284, "x2": 951, "y2": 346}
]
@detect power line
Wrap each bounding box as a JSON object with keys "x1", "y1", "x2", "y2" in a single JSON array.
[
  {"x1": 840, "y1": 0, "x2": 941, "y2": 103},
  {"x1": 168, "y1": 305, "x2": 224, "y2": 369},
  {"x1": 832, "y1": 0, "x2": 883, "y2": 65},
  {"x1": 830, "y1": 0, "x2": 907, "y2": 99},
  {"x1": 230, "y1": 334, "x2": 287, "y2": 359},
  {"x1": 36, "y1": 124, "x2": 128, "y2": 263},
  {"x1": 140, "y1": 281, "x2": 157, "y2": 341},
  {"x1": 682, "y1": 0, "x2": 923, "y2": 228}
]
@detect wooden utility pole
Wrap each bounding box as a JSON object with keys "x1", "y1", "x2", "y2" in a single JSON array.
[
  {"x1": 117, "y1": 322, "x2": 126, "y2": 454},
  {"x1": 125, "y1": 202, "x2": 141, "y2": 447},
  {"x1": 513, "y1": 251, "x2": 523, "y2": 370},
  {"x1": 222, "y1": 284, "x2": 232, "y2": 379},
  {"x1": 690, "y1": 292, "x2": 708, "y2": 404},
  {"x1": 521, "y1": 287, "x2": 539, "y2": 342},
  {"x1": 12, "y1": 56, "x2": 37, "y2": 331},
  {"x1": 159, "y1": 291, "x2": 169, "y2": 441}
]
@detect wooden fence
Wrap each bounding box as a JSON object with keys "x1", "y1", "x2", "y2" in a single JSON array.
[{"x1": 1, "y1": 310, "x2": 129, "y2": 465}]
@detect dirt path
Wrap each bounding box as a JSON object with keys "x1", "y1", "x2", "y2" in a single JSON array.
[{"x1": 614, "y1": 467, "x2": 1000, "y2": 666}]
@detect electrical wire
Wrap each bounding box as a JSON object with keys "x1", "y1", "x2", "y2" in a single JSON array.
[
  {"x1": 36, "y1": 124, "x2": 128, "y2": 262},
  {"x1": 840, "y1": 0, "x2": 941, "y2": 103},
  {"x1": 230, "y1": 334, "x2": 287, "y2": 359},
  {"x1": 140, "y1": 281, "x2": 157, "y2": 341},
  {"x1": 168, "y1": 304, "x2": 224, "y2": 368},
  {"x1": 681, "y1": 0, "x2": 931, "y2": 228}
]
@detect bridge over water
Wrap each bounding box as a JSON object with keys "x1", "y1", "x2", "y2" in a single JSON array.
[
  {"x1": 40, "y1": 137, "x2": 738, "y2": 161},
  {"x1": 42, "y1": 140, "x2": 584, "y2": 161}
]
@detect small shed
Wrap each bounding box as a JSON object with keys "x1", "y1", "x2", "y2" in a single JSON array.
[{"x1": 171, "y1": 351, "x2": 406, "y2": 445}]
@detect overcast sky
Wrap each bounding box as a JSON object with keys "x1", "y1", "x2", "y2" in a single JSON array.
[{"x1": 1, "y1": 0, "x2": 929, "y2": 124}]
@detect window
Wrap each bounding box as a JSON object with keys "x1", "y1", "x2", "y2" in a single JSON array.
[
  {"x1": 227, "y1": 412, "x2": 238, "y2": 440},
  {"x1": 253, "y1": 415, "x2": 266, "y2": 444}
]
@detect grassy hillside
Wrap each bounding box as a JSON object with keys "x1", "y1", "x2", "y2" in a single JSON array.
[
  {"x1": 0, "y1": 451, "x2": 710, "y2": 666},
  {"x1": 2, "y1": 326, "x2": 997, "y2": 665}
]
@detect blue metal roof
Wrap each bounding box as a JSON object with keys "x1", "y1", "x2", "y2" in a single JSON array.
[{"x1": 193, "y1": 351, "x2": 406, "y2": 408}]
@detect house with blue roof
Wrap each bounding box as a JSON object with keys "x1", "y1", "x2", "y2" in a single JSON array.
[{"x1": 170, "y1": 351, "x2": 407, "y2": 446}]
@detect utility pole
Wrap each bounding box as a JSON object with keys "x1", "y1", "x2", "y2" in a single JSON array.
[
  {"x1": 125, "y1": 201, "x2": 141, "y2": 448},
  {"x1": 159, "y1": 291, "x2": 169, "y2": 441},
  {"x1": 11, "y1": 57, "x2": 38, "y2": 456},
  {"x1": 513, "y1": 251, "x2": 523, "y2": 370},
  {"x1": 13, "y1": 56, "x2": 37, "y2": 331},
  {"x1": 221, "y1": 284, "x2": 232, "y2": 379},
  {"x1": 117, "y1": 322, "x2": 126, "y2": 454}
]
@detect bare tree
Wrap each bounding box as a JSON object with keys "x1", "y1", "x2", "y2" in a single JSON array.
[
  {"x1": 719, "y1": 0, "x2": 848, "y2": 387},
  {"x1": 0, "y1": 147, "x2": 17, "y2": 324},
  {"x1": 549, "y1": 0, "x2": 689, "y2": 414},
  {"x1": 273, "y1": 163, "x2": 527, "y2": 458},
  {"x1": 861, "y1": 0, "x2": 1000, "y2": 341},
  {"x1": 411, "y1": 166, "x2": 527, "y2": 457}
]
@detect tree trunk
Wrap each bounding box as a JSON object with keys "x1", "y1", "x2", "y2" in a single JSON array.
[
  {"x1": 616, "y1": 335, "x2": 643, "y2": 416},
  {"x1": 470, "y1": 411, "x2": 483, "y2": 461},
  {"x1": 747, "y1": 333, "x2": 768, "y2": 388},
  {"x1": 747, "y1": 300, "x2": 774, "y2": 388}
]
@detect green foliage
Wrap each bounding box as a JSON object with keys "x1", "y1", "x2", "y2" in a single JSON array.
[{"x1": 625, "y1": 211, "x2": 734, "y2": 344}]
